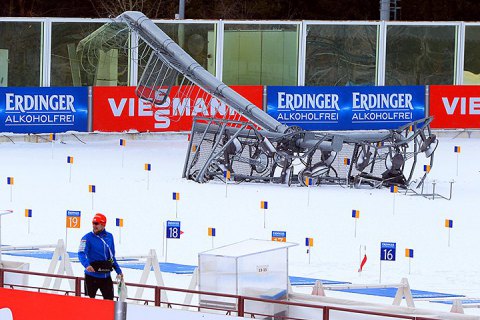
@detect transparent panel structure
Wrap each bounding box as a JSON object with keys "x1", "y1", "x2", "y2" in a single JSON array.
[
  {"x1": 198, "y1": 239, "x2": 296, "y2": 313},
  {"x1": 464, "y1": 25, "x2": 480, "y2": 84},
  {"x1": 136, "y1": 22, "x2": 216, "y2": 83},
  {"x1": 222, "y1": 24, "x2": 299, "y2": 86},
  {"x1": 385, "y1": 24, "x2": 456, "y2": 85},
  {"x1": 305, "y1": 24, "x2": 378, "y2": 86},
  {"x1": 0, "y1": 21, "x2": 42, "y2": 86},
  {"x1": 51, "y1": 22, "x2": 130, "y2": 87}
]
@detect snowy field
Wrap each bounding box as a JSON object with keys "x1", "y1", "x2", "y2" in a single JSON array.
[{"x1": 0, "y1": 131, "x2": 479, "y2": 316}]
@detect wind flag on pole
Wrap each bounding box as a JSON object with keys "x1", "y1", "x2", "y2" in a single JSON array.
[
  {"x1": 445, "y1": 219, "x2": 453, "y2": 247},
  {"x1": 260, "y1": 201, "x2": 268, "y2": 209},
  {"x1": 305, "y1": 237, "x2": 314, "y2": 264},
  {"x1": 261, "y1": 201, "x2": 268, "y2": 228},
  {"x1": 88, "y1": 185, "x2": 96, "y2": 209},
  {"x1": 25, "y1": 209, "x2": 32, "y2": 234},
  {"x1": 145, "y1": 163, "x2": 151, "y2": 190},
  {"x1": 116, "y1": 218, "x2": 124, "y2": 244},
  {"x1": 7, "y1": 177, "x2": 14, "y2": 202},
  {"x1": 305, "y1": 177, "x2": 313, "y2": 206},
  {"x1": 116, "y1": 218, "x2": 124, "y2": 227},
  {"x1": 358, "y1": 253, "x2": 368, "y2": 272},
  {"x1": 390, "y1": 185, "x2": 398, "y2": 215},
  {"x1": 173, "y1": 192, "x2": 180, "y2": 217},
  {"x1": 224, "y1": 170, "x2": 230, "y2": 197},
  {"x1": 405, "y1": 248, "x2": 414, "y2": 274},
  {"x1": 208, "y1": 227, "x2": 216, "y2": 237},
  {"x1": 352, "y1": 210, "x2": 359, "y2": 237},
  {"x1": 67, "y1": 156, "x2": 74, "y2": 183},
  {"x1": 454, "y1": 146, "x2": 461, "y2": 176},
  {"x1": 120, "y1": 139, "x2": 126, "y2": 167},
  {"x1": 405, "y1": 248, "x2": 414, "y2": 258},
  {"x1": 351, "y1": 209, "x2": 360, "y2": 218}
]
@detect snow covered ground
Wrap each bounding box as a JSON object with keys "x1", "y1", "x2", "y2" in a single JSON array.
[{"x1": 0, "y1": 131, "x2": 479, "y2": 316}]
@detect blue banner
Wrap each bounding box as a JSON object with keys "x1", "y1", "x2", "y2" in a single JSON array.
[
  {"x1": 267, "y1": 86, "x2": 425, "y2": 130},
  {"x1": 0, "y1": 87, "x2": 88, "y2": 133}
]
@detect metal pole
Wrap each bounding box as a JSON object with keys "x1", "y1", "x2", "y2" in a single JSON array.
[
  {"x1": 380, "y1": 0, "x2": 390, "y2": 20},
  {"x1": 178, "y1": 0, "x2": 185, "y2": 19},
  {"x1": 0, "y1": 215, "x2": 2, "y2": 267}
]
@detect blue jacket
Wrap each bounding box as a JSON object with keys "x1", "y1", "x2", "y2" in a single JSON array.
[{"x1": 78, "y1": 229, "x2": 122, "y2": 278}]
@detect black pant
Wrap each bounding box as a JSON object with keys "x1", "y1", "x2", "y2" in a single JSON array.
[{"x1": 84, "y1": 274, "x2": 114, "y2": 300}]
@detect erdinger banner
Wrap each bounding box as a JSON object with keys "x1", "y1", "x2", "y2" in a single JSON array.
[
  {"x1": 267, "y1": 86, "x2": 425, "y2": 130},
  {"x1": 93, "y1": 86, "x2": 263, "y2": 132},
  {"x1": 430, "y1": 85, "x2": 480, "y2": 129},
  {"x1": 0, "y1": 87, "x2": 88, "y2": 133}
]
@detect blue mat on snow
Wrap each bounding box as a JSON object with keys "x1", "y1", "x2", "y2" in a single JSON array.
[
  {"x1": 334, "y1": 287, "x2": 465, "y2": 299},
  {"x1": 430, "y1": 299, "x2": 480, "y2": 305},
  {"x1": 289, "y1": 276, "x2": 350, "y2": 286},
  {"x1": 119, "y1": 262, "x2": 197, "y2": 274},
  {"x1": 3, "y1": 250, "x2": 136, "y2": 262},
  {"x1": 4, "y1": 250, "x2": 78, "y2": 260},
  {"x1": 3, "y1": 250, "x2": 466, "y2": 299}
]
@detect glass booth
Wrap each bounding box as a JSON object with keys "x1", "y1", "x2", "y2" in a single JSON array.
[{"x1": 198, "y1": 239, "x2": 297, "y2": 316}]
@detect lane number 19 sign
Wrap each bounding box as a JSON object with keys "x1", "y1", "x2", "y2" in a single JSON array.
[{"x1": 66, "y1": 210, "x2": 81, "y2": 228}]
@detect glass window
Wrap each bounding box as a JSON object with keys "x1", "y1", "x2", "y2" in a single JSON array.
[
  {"x1": 51, "y1": 22, "x2": 130, "y2": 87},
  {"x1": 0, "y1": 21, "x2": 42, "y2": 87},
  {"x1": 136, "y1": 22, "x2": 216, "y2": 83},
  {"x1": 464, "y1": 26, "x2": 480, "y2": 84},
  {"x1": 158, "y1": 23, "x2": 216, "y2": 74},
  {"x1": 222, "y1": 24, "x2": 299, "y2": 86},
  {"x1": 385, "y1": 25, "x2": 456, "y2": 85},
  {"x1": 305, "y1": 24, "x2": 378, "y2": 86}
]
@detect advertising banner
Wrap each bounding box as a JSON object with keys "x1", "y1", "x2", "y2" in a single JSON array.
[
  {"x1": 267, "y1": 86, "x2": 425, "y2": 130},
  {"x1": 429, "y1": 85, "x2": 480, "y2": 129},
  {"x1": 92, "y1": 86, "x2": 263, "y2": 132},
  {"x1": 0, "y1": 87, "x2": 88, "y2": 133},
  {"x1": 0, "y1": 288, "x2": 114, "y2": 320}
]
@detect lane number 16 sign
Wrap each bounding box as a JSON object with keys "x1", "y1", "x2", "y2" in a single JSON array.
[{"x1": 380, "y1": 242, "x2": 396, "y2": 261}]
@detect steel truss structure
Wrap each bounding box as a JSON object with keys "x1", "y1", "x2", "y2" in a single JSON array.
[{"x1": 85, "y1": 11, "x2": 438, "y2": 189}]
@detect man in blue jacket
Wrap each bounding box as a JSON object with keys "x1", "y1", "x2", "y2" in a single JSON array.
[{"x1": 78, "y1": 213, "x2": 123, "y2": 300}]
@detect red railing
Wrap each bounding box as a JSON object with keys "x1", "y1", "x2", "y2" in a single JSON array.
[{"x1": 0, "y1": 268, "x2": 442, "y2": 320}]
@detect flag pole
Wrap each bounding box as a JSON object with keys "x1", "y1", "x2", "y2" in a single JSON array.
[
  {"x1": 379, "y1": 261, "x2": 382, "y2": 283},
  {"x1": 263, "y1": 208, "x2": 266, "y2": 228},
  {"x1": 456, "y1": 152, "x2": 459, "y2": 176},
  {"x1": 392, "y1": 192, "x2": 396, "y2": 215},
  {"x1": 448, "y1": 228, "x2": 451, "y2": 247}
]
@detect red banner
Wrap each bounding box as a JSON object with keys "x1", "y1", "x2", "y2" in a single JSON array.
[
  {"x1": 0, "y1": 288, "x2": 114, "y2": 319},
  {"x1": 93, "y1": 86, "x2": 263, "y2": 132},
  {"x1": 430, "y1": 85, "x2": 480, "y2": 129}
]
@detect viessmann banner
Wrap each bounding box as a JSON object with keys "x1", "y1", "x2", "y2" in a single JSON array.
[
  {"x1": 267, "y1": 86, "x2": 426, "y2": 130},
  {"x1": 429, "y1": 85, "x2": 480, "y2": 129},
  {"x1": 93, "y1": 86, "x2": 263, "y2": 132},
  {"x1": 0, "y1": 87, "x2": 88, "y2": 133}
]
